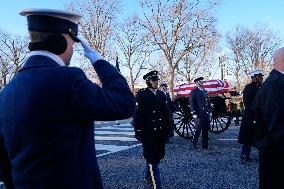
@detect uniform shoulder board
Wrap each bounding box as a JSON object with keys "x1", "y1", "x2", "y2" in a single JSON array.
[
  {"x1": 135, "y1": 88, "x2": 146, "y2": 98},
  {"x1": 137, "y1": 88, "x2": 145, "y2": 94}
]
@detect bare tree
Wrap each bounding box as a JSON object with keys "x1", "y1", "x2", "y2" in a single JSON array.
[
  {"x1": 0, "y1": 30, "x2": 29, "y2": 86},
  {"x1": 226, "y1": 24, "x2": 281, "y2": 89},
  {"x1": 116, "y1": 14, "x2": 150, "y2": 92},
  {"x1": 66, "y1": 0, "x2": 121, "y2": 60},
  {"x1": 139, "y1": 0, "x2": 219, "y2": 95},
  {"x1": 177, "y1": 34, "x2": 219, "y2": 82},
  {"x1": 148, "y1": 54, "x2": 169, "y2": 82}
]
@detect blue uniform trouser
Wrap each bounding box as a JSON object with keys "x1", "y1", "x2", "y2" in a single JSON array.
[
  {"x1": 192, "y1": 128, "x2": 209, "y2": 148},
  {"x1": 241, "y1": 144, "x2": 251, "y2": 158},
  {"x1": 145, "y1": 161, "x2": 161, "y2": 189}
]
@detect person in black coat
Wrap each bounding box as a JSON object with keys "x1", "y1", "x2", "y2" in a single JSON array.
[
  {"x1": 133, "y1": 71, "x2": 173, "y2": 189},
  {"x1": 159, "y1": 81, "x2": 175, "y2": 141},
  {"x1": 238, "y1": 70, "x2": 263, "y2": 162},
  {"x1": 189, "y1": 77, "x2": 211, "y2": 149},
  {"x1": 0, "y1": 9, "x2": 135, "y2": 189},
  {"x1": 252, "y1": 47, "x2": 284, "y2": 189}
]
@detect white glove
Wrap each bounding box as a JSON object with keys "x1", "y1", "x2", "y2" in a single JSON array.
[
  {"x1": 193, "y1": 115, "x2": 197, "y2": 119},
  {"x1": 80, "y1": 41, "x2": 102, "y2": 64}
]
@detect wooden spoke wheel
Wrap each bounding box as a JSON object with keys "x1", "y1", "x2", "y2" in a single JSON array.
[
  {"x1": 174, "y1": 111, "x2": 196, "y2": 139},
  {"x1": 209, "y1": 113, "x2": 232, "y2": 134}
]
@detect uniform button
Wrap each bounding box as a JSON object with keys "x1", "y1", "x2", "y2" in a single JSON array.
[
  {"x1": 153, "y1": 120, "x2": 155, "y2": 122},
  {"x1": 154, "y1": 128, "x2": 156, "y2": 131},
  {"x1": 159, "y1": 119, "x2": 162, "y2": 120},
  {"x1": 153, "y1": 111, "x2": 156, "y2": 113}
]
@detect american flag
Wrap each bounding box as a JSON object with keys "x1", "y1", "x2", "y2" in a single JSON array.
[{"x1": 173, "y1": 80, "x2": 230, "y2": 97}]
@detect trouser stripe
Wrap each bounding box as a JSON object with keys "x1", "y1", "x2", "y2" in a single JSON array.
[{"x1": 149, "y1": 163, "x2": 157, "y2": 189}]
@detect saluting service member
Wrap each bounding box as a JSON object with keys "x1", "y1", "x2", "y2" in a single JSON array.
[
  {"x1": 189, "y1": 77, "x2": 211, "y2": 149},
  {"x1": 0, "y1": 8, "x2": 135, "y2": 189},
  {"x1": 133, "y1": 71, "x2": 173, "y2": 189},
  {"x1": 238, "y1": 69, "x2": 263, "y2": 162}
]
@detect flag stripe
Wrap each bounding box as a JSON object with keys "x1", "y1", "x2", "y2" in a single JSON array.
[{"x1": 174, "y1": 80, "x2": 230, "y2": 96}]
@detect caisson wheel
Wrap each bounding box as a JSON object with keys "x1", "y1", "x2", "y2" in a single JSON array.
[
  {"x1": 209, "y1": 113, "x2": 232, "y2": 133},
  {"x1": 174, "y1": 111, "x2": 195, "y2": 139}
]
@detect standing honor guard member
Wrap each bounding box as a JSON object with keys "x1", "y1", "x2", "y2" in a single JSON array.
[
  {"x1": 238, "y1": 69, "x2": 263, "y2": 162},
  {"x1": 189, "y1": 77, "x2": 211, "y2": 149},
  {"x1": 252, "y1": 47, "x2": 284, "y2": 189},
  {"x1": 133, "y1": 71, "x2": 173, "y2": 189},
  {"x1": 159, "y1": 81, "x2": 175, "y2": 141},
  {"x1": 0, "y1": 9, "x2": 135, "y2": 189}
]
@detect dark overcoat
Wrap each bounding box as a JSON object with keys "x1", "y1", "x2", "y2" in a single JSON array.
[
  {"x1": 252, "y1": 69, "x2": 284, "y2": 151},
  {"x1": 238, "y1": 81, "x2": 259, "y2": 145},
  {"x1": 189, "y1": 87, "x2": 211, "y2": 130},
  {"x1": 164, "y1": 92, "x2": 175, "y2": 114},
  {"x1": 0, "y1": 55, "x2": 135, "y2": 189},
  {"x1": 133, "y1": 88, "x2": 173, "y2": 164}
]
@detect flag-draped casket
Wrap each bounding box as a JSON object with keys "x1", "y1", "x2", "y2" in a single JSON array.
[{"x1": 173, "y1": 80, "x2": 230, "y2": 97}]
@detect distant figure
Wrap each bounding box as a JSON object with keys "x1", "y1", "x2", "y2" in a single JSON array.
[
  {"x1": 229, "y1": 87, "x2": 240, "y2": 96},
  {"x1": 238, "y1": 69, "x2": 263, "y2": 162},
  {"x1": 133, "y1": 71, "x2": 173, "y2": 189},
  {"x1": 159, "y1": 81, "x2": 175, "y2": 141},
  {"x1": 189, "y1": 77, "x2": 211, "y2": 149},
  {"x1": 230, "y1": 87, "x2": 241, "y2": 126},
  {"x1": 252, "y1": 47, "x2": 284, "y2": 189},
  {"x1": 0, "y1": 9, "x2": 135, "y2": 189}
]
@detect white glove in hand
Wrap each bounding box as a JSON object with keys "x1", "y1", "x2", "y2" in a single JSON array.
[
  {"x1": 80, "y1": 41, "x2": 102, "y2": 64},
  {"x1": 193, "y1": 115, "x2": 197, "y2": 119}
]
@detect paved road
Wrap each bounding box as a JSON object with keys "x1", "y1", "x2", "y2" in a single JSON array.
[
  {"x1": 96, "y1": 120, "x2": 259, "y2": 189},
  {"x1": 1, "y1": 119, "x2": 258, "y2": 189},
  {"x1": 94, "y1": 120, "x2": 140, "y2": 157}
]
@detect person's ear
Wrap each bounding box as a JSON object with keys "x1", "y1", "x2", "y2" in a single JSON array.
[{"x1": 28, "y1": 34, "x2": 67, "y2": 55}]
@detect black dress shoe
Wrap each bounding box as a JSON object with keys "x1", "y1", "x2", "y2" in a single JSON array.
[
  {"x1": 202, "y1": 146, "x2": 213, "y2": 150},
  {"x1": 240, "y1": 154, "x2": 246, "y2": 161},
  {"x1": 144, "y1": 179, "x2": 153, "y2": 186},
  {"x1": 191, "y1": 140, "x2": 197, "y2": 149},
  {"x1": 240, "y1": 154, "x2": 254, "y2": 162}
]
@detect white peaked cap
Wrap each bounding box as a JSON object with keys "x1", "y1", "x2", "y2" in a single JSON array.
[{"x1": 248, "y1": 69, "x2": 263, "y2": 77}]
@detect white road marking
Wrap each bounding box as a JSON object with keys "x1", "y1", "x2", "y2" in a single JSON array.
[
  {"x1": 96, "y1": 144, "x2": 129, "y2": 151},
  {"x1": 95, "y1": 136, "x2": 137, "y2": 142},
  {"x1": 96, "y1": 126, "x2": 134, "y2": 131},
  {"x1": 94, "y1": 122, "x2": 140, "y2": 157},
  {"x1": 97, "y1": 143, "x2": 141, "y2": 157},
  {"x1": 96, "y1": 130, "x2": 134, "y2": 135}
]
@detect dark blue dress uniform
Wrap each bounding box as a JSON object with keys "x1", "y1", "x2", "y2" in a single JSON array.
[
  {"x1": 239, "y1": 78, "x2": 261, "y2": 145},
  {"x1": 133, "y1": 88, "x2": 172, "y2": 163},
  {"x1": 238, "y1": 81, "x2": 260, "y2": 160},
  {"x1": 0, "y1": 9, "x2": 135, "y2": 189},
  {"x1": 160, "y1": 82, "x2": 175, "y2": 139},
  {"x1": 252, "y1": 69, "x2": 284, "y2": 189},
  {"x1": 189, "y1": 77, "x2": 211, "y2": 149},
  {"x1": 133, "y1": 71, "x2": 173, "y2": 188},
  {"x1": 0, "y1": 56, "x2": 135, "y2": 189}
]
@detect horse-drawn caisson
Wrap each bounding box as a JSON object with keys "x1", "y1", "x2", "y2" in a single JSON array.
[{"x1": 172, "y1": 80, "x2": 242, "y2": 139}]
